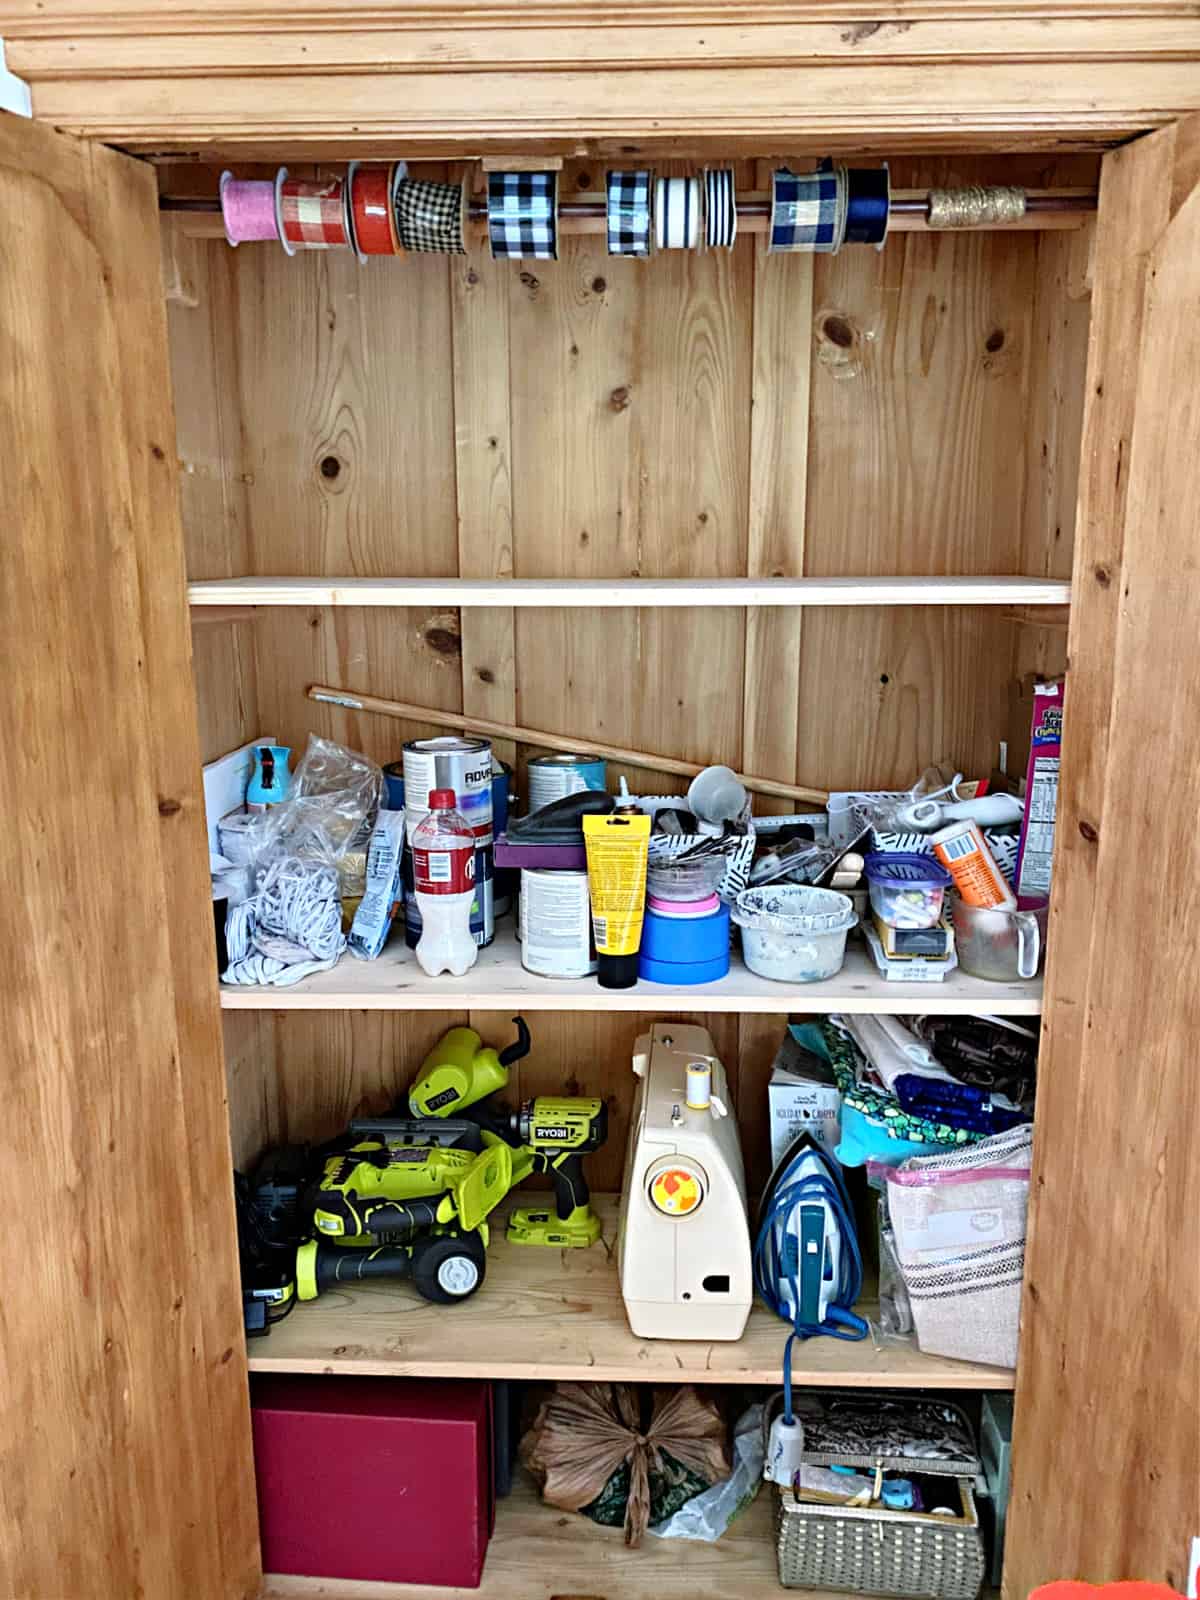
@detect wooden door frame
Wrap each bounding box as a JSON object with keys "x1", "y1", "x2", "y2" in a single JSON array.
[
  {"x1": 1004, "y1": 111, "x2": 1200, "y2": 1596},
  {"x1": 5, "y1": 2, "x2": 1200, "y2": 158},
  {"x1": 0, "y1": 109, "x2": 260, "y2": 1600}
]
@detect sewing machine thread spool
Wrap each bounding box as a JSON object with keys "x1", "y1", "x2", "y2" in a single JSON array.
[{"x1": 686, "y1": 1062, "x2": 712, "y2": 1110}]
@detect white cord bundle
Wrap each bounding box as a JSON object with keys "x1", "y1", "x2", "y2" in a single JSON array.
[{"x1": 223, "y1": 855, "x2": 347, "y2": 987}]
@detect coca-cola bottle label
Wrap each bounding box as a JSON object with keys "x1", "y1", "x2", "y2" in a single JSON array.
[{"x1": 414, "y1": 845, "x2": 476, "y2": 895}]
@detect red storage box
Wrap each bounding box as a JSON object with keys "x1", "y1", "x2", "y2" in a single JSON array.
[{"x1": 251, "y1": 1375, "x2": 494, "y2": 1588}]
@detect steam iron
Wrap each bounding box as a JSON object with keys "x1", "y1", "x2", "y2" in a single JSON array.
[{"x1": 756, "y1": 1134, "x2": 868, "y2": 1342}]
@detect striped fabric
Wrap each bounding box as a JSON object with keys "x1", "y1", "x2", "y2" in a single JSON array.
[
  {"x1": 704, "y1": 169, "x2": 737, "y2": 249},
  {"x1": 885, "y1": 1125, "x2": 1033, "y2": 1369}
]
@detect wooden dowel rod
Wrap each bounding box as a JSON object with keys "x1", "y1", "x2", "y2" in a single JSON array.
[{"x1": 307, "y1": 684, "x2": 830, "y2": 805}]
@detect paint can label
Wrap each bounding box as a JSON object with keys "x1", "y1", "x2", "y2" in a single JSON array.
[
  {"x1": 527, "y1": 754, "x2": 607, "y2": 813},
  {"x1": 403, "y1": 737, "x2": 493, "y2": 845},
  {"x1": 519, "y1": 868, "x2": 596, "y2": 977}
]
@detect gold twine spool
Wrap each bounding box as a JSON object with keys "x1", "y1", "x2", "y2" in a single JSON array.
[{"x1": 927, "y1": 185, "x2": 1026, "y2": 229}]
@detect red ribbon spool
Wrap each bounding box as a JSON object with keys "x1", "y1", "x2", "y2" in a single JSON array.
[
  {"x1": 350, "y1": 163, "x2": 401, "y2": 257},
  {"x1": 278, "y1": 175, "x2": 350, "y2": 252}
]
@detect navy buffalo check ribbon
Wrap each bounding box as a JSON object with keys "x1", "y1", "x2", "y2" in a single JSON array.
[{"x1": 770, "y1": 165, "x2": 849, "y2": 254}]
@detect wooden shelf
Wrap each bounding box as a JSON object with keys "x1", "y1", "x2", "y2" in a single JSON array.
[
  {"x1": 188, "y1": 575, "x2": 1071, "y2": 609},
  {"x1": 250, "y1": 1196, "x2": 1015, "y2": 1391},
  {"x1": 264, "y1": 1469, "x2": 789, "y2": 1600},
  {"x1": 220, "y1": 925, "x2": 1042, "y2": 1016}
]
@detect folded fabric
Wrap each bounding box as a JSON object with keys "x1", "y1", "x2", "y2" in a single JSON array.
[
  {"x1": 837, "y1": 1013, "x2": 956, "y2": 1093},
  {"x1": 914, "y1": 1015, "x2": 1039, "y2": 1113},
  {"x1": 822, "y1": 1019, "x2": 987, "y2": 1166},
  {"x1": 881, "y1": 1126, "x2": 1033, "y2": 1368},
  {"x1": 894, "y1": 1073, "x2": 1030, "y2": 1137}
]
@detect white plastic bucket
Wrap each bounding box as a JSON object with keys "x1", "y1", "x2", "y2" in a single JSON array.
[{"x1": 732, "y1": 885, "x2": 856, "y2": 983}]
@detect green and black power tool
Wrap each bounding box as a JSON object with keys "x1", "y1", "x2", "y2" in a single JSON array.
[
  {"x1": 296, "y1": 1132, "x2": 513, "y2": 1305},
  {"x1": 407, "y1": 1016, "x2": 607, "y2": 1248}
]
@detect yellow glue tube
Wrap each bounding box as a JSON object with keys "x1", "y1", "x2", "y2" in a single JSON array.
[{"x1": 583, "y1": 811, "x2": 651, "y2": 990}]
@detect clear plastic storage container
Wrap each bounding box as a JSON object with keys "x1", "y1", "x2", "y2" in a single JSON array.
[
  {"x1": 864, "y1": 852, "x2": 952, "y2": 930},
  {"x1": 732, "y1": 885, "x2": 856, "y2": 983}
]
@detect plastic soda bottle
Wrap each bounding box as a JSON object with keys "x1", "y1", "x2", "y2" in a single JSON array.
[{"x1": 412, "y1": 788, "x2": 479, "y2": 977}]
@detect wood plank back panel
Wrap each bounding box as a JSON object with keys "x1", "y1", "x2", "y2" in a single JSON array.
[
  {"x1": 0, "y1": 116, "x2": 257, "y2": 1600},
  {"x1": 1005, "y1": 117, "x2": 1200, "y2": 1595},
  {"x1": 175, "y1": 157, "x2": 1090, "y2": 1203}
]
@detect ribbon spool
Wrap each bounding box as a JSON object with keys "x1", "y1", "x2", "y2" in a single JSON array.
[
  {"x1": 348, "y1": 162, "x2": 406, "y2": 258},
  {"x1": 393, "y1": 177, "x2": 467, "y2": 254},
  {"x1": 704, "y1": 169, "x2": 737, "y2": 250},
  {"x1": 928, "y1": 185, "x2": 1026, "y2": 230},
  {"x1": 845, "y1": 165, "x2": 891, "y2": 249},
  {"x1": 487, "y1": 170, "x2": 559, "y2": 261},
  {"x1": 655, "y1": 176, "x2": 701, "y2": 250},
  {"x1": 219, "y1": 170, "x2": 279, "y2": 247},
  {"x1": 606, "y1": 169, "x2": 654, "y2": 258},
  {"x1": 276, "y1": 171, "x2": 352, "y2": 255},
  {"x1": 769, "y1": 165, "x2": 849, "y2": 255}
]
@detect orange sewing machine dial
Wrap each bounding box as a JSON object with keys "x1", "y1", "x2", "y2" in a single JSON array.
[{"x1": 648, "y1": 1162, "x2": 706, "y2": 1216}]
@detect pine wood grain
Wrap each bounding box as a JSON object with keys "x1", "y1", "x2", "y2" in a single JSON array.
[
  {"x1": 1005, "y1": 116, "x2": 1200, "y2": 1598},
  {"x1": 10, "y1": 8, "x2": 1200, "y2": 156},
  {"x1": 168, "y1": 237, "x2": 262, "y2": 762},
  {"x1": 250, "y1": 1193, "x2": 1015, "y2": 1388},
  {"x1": 741, "y1": 158, "x2": 812, "y2": 811},
  {"x1": 0, "y1": 116, "x2": 258, "y2": 1600},
  {"x1": 451, "y1": 240, "x2": 517, "y2": 767}
]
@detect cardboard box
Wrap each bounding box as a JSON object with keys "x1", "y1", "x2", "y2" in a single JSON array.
[
  {"x1": 1014, "y1": 680, "x2": 1063, "y2": 910},
  {"x1": 251, "y1": 1375, "x2": 493, "y2": 1588},
  {"x1": 768, "y1": 1030, "x2": 842, "y2": 1167}
]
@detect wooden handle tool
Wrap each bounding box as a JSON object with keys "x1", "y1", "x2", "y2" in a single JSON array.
[{"x1": 307, "y1": 684, "x2": 829, "y2": 805}]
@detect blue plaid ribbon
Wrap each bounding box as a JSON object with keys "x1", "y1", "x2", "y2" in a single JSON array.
[{"x1": 769, "y1": 166, "x2": 848, "y2": 254}]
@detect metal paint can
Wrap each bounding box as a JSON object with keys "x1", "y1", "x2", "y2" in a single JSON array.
[
  {"x1": 403, "y1": 736, "x2": 493, "y2": 844},
  {"x1": 492, "y1": 762, "x2": 515, "y2": 919},
  {"x1": 403, "y1": 736, "x2": 494, "y2": 947},
  {"x1": 519, "y1": 868, "x2": 596, "y2": 978},
  {"x1": 527, "y1": 753, "x2": 608, "y2": 813}
]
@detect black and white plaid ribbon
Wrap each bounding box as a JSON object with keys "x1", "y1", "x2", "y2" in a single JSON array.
[
  {"x1": 393, "y1": 177, "x2": 467, "y2": 254},
  {"x1": 606, "y1": 169, "x2": 653, "y2": 257},
  {"x1": 487, "y1": 171, "x2": 558, "y2": 260}
]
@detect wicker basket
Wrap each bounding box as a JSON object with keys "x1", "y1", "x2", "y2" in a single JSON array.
[
  {"x1": 771, "y1": 1394, "x2": 986, "y2": 1600},
  {"x1": 775, "y1": 1477, "x2": 986, "y2": 1599}
]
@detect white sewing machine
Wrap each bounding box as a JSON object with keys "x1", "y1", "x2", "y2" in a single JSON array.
[{"x1": 617, "y1": 1022, "x2": 753, "y2": 1341}]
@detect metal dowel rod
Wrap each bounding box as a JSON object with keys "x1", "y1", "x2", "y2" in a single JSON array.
[{"x1": 161, "y1": 189, "x2": 1098, "y2": 223}]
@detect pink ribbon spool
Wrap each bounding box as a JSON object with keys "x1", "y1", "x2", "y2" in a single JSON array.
[{"x1": 219, "y1": 170, "x2": 279, "y2": 247}]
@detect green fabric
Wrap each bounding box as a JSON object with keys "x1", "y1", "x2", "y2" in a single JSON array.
[
  {"x1": 581, "y1": 1450, "x2": 712, "y2": 1529},
  {"x1": 820, "y1": 1018, "x2": 985, "y2": 1151}
]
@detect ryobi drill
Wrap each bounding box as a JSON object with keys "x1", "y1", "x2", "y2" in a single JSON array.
[{"x1": 407, "y1": 1016, "x2": 607, "y2": 1248}]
